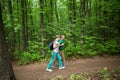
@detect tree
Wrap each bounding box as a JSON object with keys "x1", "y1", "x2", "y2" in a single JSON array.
[
  {"x1": 55, "y1": 0, "x2": 59, "y2": 25},
  {"x1": 8, "y1": 0, "x2": 16, "y2": 52},
  {"x1": 39, "y1": 0, "x2": 45, "y2": 57},
  {"x1": 21, "y1": 0, "x2": 28, "y2": 51},
  {"x1": 1, "y1": 0, "x2": 120, "y2": 63},
  {"x1": 0, "y1": 2, "x2": 16, "y2": 80}
]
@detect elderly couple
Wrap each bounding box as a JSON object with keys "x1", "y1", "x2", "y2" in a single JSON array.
[{"x1": 46, "y1": 35, "x2": 66, "y2": 72}]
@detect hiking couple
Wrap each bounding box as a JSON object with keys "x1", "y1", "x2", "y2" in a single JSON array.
[{"x1": 46, "y1": 35, "x2": 66, "y2": 72}]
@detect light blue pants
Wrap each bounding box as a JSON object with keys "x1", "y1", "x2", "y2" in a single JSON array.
[{"x1": 47, "y1": 51, "x2": 63, "y2": 69}]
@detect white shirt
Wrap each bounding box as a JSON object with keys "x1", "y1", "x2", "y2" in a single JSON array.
[{"x1": 53, "y1": 40, "x2": 59, "y2": 53}]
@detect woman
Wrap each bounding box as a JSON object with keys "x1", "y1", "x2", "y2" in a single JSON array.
[{"x1": 46, "y1": 35, "x2": 65, "y2": 72}]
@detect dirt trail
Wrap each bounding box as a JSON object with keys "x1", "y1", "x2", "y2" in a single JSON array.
[{"x1": 13, "y1": 55, "x2": 120, "y2": 80}]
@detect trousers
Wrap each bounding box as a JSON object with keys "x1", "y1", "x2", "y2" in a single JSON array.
[{"x1": 47, "y1": 51, "x2": 63, "y2": 69}]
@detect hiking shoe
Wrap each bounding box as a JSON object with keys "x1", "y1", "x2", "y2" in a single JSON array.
[
  {"x1": 46, "y1": 68, "x2": 53, "y2": 72},
  {"x1": 59, "y1": 66, "x2": 65, "y2": 70}
]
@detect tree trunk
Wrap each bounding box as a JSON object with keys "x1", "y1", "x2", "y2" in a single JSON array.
[
  {"x1": 55, "y1": 0, "x2": 59, "y2": 24},
  {"x1": 79, "y1": 0, "x2": 85, "y2": 44},
  {"x1": 50, "y1": 0, "x2": 54, "y2": 28},
  {"x1": 28, "y1": 1, "x2": 34, "y2": 41},
  {"x1": 25, "y1": 0, "x2": 28, "y2": 46},
  {"x1": 73, "y1": 0, "x2": 76, "y2": 46},
  {"x1": 0, "y1": 2, "x2": 16, "y2": 80},
  {"x1": 21, "y1": 0, "x2": 27, "y2": 51},
  {"x1": 40, "y1": 0, "x2": 45, "y2": 57},
  {"x1": 118, "y1": 25, "x2": 120, "y2": 52},
  {"x1": 8, "y1": 0, "x2": 16, "y2": 52},
  {"x1": 118, "y1": 10, "x2": 120, "y2": 52},
  {"x1": 68, "y1": 0, "x2": 73, "y2": 41},
  {"x1": 88, "y1": 0, "x2": 92, "y2": 35}
]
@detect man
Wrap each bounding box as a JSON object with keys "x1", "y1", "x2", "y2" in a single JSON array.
[
  {"x1": 58, "y1": 35, "x2": 67, "y2": 66},
  {"x1": 46, "y1": 35, "x2": 65, "y2": 72}
]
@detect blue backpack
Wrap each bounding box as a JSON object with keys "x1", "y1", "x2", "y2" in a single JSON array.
[{"x1": 49, "y1": 41, "x2": 54, "y2": 50}]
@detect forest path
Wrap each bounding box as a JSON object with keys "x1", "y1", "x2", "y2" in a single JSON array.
[{"x1": 13, "y1": 55, "x2": 120, "y2": 80}]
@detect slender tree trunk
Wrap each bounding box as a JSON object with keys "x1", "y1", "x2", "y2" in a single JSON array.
[
  {"x1": 88, "y1": 0, "x2": 92, "y2": 35},
  {"x1": 73, "y1": 0, "x2": 76, "y2": 46},
  {"x1": 40, "y1": 0, "x2": 45, "y2": 57},
  {"x1": 0, "y1": 2, "x2": 16, "y2": 80},
  {"x1": 44, "y1": 0, "x2": 50, "y2": 41},
  {"x1": 79, "y1": 0, "x2": 85, "y2": 44},
  {"x1": 55, "y1": 0, "x2": 59, "y2": 24},
  {"x1": 17, "y1": 0, "x2": 21, "y2": 50},
  {"x1": 28, "y1": 1, "x2": 34, "y2": 41},
  {"x1": 68, "y1": 0, "x2": 73, "y2": 41},
  {"x1": 68, "y1": 0, "x2": 73, "y2": 54},
  {"x1": 25, "y1": 0, "x2": 28, "y2": 46},
  {"x1": 118, "y1": 25, "x2": 120, "y2": 52},
  {"x1": 21, "y1": 0, "x2": 27, "y2": 51},
  {"x1": 8, "y1": 0, "x2": 16, "y2": 52},
  {"x1": 118, "y1": 10, "x2": 120, "y2": 52},
  {"x1": 47, "y1": 0, "x2": 54, "y2": 39},
  {"x1": 50, "y1": 0, "x2": 53, "y2": 27}
]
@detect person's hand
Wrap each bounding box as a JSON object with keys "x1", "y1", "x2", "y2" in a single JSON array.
[
  {"x1": 61, "y1": 43, "x2": 64, "y2": 46},
  {"x1": 56, "y1": 44, "x2": 60, "y2": 47}
]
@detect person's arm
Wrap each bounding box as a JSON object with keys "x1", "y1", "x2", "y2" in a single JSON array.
[
  {"x1": 59, "y1": 40, "x2": 64, "y2": 46},
  {"x1": 53, "y1": 41, "x2": 59, "y2": 48},
  {"x1": 59, "y1": 43, "x2": 64, "y2": 46}
]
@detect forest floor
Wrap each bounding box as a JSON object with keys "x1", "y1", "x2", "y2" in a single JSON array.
[{"x1": 12, "y1": 55, "x2": 120, "y2": 80}]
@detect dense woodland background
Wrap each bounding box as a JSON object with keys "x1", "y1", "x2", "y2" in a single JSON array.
[{"x1": 1, "y1": 0, "x2": 120, "y2": 64}]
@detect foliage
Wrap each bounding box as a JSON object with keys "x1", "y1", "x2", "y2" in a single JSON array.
[
  {"x1": 51, "y1": 67, "x2": 120, "y2": 80},
  {"x1": 69, "y1": 73, "x2": 90, "y2": 80},
  {"x1": 14, "y1": 51, "x2": 41, "y2": 65},
  {"x1": 1, "y1": 0, "x2": 120, "y2": 64},
  {"x1": 27, "y1": 41, "x2": 41, "y2": 53},
  {"x1": 13, "y1": 40, "x2": 52, "y2": 64},
  {"x1": 13, "y1": 41, "x2": 44, "y2": 64},
  {"x1": 103, "y1": 39, "x2": 119, "y2": 54}
]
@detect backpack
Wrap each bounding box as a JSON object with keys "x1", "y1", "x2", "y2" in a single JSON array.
[{"x1": 48, "y1": 41, "x2": 54, "y2": 50}]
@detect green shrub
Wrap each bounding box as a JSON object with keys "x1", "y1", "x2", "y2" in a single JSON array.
[
  {"x1": 51, "y1": 67, "x2": 120, "y2": 80},
  {"x1": 13, "y1": 40, "x2": 52, "y2": 64},
  {"x1": 27, "y1": 41, "x2": 41, "y2": 53},
  {"x1": 18, "y1": 51, "x2": 41, "y2": 65},
  {"x1": 13, "y1": 38, "x2": 119, "y2": 64},
  {"x1": 103, "y1": 40, "x2": 119, "y2": 54}
]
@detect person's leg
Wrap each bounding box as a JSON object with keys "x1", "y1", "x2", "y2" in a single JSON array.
[
  {"x1": 56, "y1": 52, "x2": 63, "y2": 68},
  {"x1": 52, "y1": 57, "x2": 57, "y2": 67},
  {"x1": 52, "y1": 59, "x2": 57, "y2": 68},
  {"x1": 59, "y1": 50, "x2": 66, "y2": 66},
  {"x1": 47, "y1": 51, "x2": 56, "y2": 69}
]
